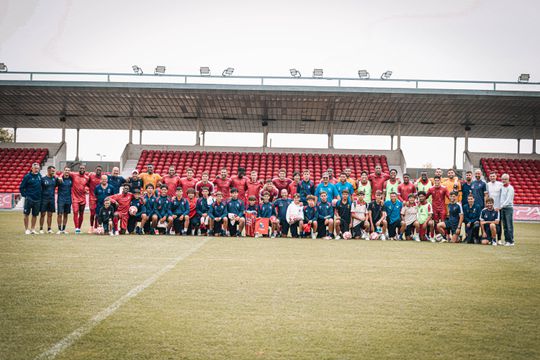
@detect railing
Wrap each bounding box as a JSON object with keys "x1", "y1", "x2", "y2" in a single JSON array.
[{"x1": 0, "y1": 71, "x2": 539, "y2": 92}]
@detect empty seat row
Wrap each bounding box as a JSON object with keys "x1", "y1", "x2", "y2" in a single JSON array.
[{"x1": 0, "y1": 148, "x2": 48, "y2": 193}]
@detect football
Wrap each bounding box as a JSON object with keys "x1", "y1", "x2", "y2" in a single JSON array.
[
  {"x1": 370, "y1": 232, "x2": 380, "y2": 240},
  {"x1": 343, "y1": 231, "x2": 352, "y2": 240},
  {"x1": 129, "y1": 206, "x2": 138, "y2": 216}
]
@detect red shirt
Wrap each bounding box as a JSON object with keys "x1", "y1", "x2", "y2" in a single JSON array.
[
  {"x1": 230, "y1": 175, "x2": 248, "y2": 200},
  {"x1": 246, "y1": 180, "x2": 263, "y2": 203},
  {"x1": 213, "y1": 177, "x2": 232, "y2": 199},
  {"x1": 427, "y1": 186, "x2": 449, "y2": 210},
  {"x1": 288, "y1": 181, "x2": 299, "y2": 198},
  {"x1": 195, "y1": 180, "x2": 214, "y2": 197},
  {"x1": 162, "y1": 175, "x2": 181, "y2": 197},
  {"x1": 398, "y1": 182, "x2": 416, "y2": 202},
  {"x1": 272, "y1": 177, "x2": 292, "y2": 192},
  {"x1": 187, "y1": 197, "x2": 197, "y2": 218},
  {"x1": 87, "y1": 173, "x2": 102, "y2": 201},
  {"x1": 110, "y1": 193, "x2": 133, "y2": 215},
  {"x1": 71, "y1": 172, "x2": 89, "y2": 203},
  {"x1": 180, "y1": 177, "x2": 198, "y2": 197},
  {"x1": 368, "y1": 173, "x2": 390, "y2": 199}
]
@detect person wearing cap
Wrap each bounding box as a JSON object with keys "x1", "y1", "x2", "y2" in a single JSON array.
[
  {"x1": 127, "y1": 189, "x2": 147, "y2": 235},
  {"x1": 127, "y1": 169, "x2": 143, "y2": 192}
]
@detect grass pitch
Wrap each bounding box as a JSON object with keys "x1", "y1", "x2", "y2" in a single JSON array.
[{"x1": 0, "y1": 211, "x2": 538, "y2": 360}]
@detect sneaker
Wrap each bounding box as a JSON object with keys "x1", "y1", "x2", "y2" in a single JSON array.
[
  {"x1": 255, "y1": 233, "x2": 261, "y2": 238},
  {"x1": 311, "y1": 232, "x2": 316, "y2": 240},
  {"x1": 110, "y1": 231, "x2": 115, "y2": 236},
  {"x1": 197, "y1": 229, "x2": 202, "y2": 236},
  {"x1": 25, "y1": 229, "x2": 31, "y2": 235},
  {"x1": 63, "y1": 230, "x2": 69, "y2": 234},
  {"x1": 271, "y1": 232, "x2": 276, "y2": 238},
  {"x1": 335, "y1": 234, "x2": 341, "y2": 240},
  {"x1": 413, "y1": 234, "x2": 420, "y2": 242},
  {"x1": 504, "y1": 242, "x2": 515, "y2": 247},
  {"x1": 429, "y1": 237, "x2": 436, "y2": 243},
  {"x1": 361, "y1": 231, "x2": 369, "y2": 240},
  {"x1": 31, "y1": 229, "x2": 38, "y2": 235},
  {"x1": 115, "y1": 231, "x2": 119, "y2": 236},
  {"x1": 39, "y1": 229, "x2": 45, "y2": 234},
  {"x1": 56, "y1": 230, "x2": 63, "y2": 235},
  {"x1": 492, "y1": 241, "x2": 498, "y2": 246},
  {"x1": 440, "y1": 238, "x2": 448, "y2": 243},
  {"x1": 497, "y1": 240, "x2": 504, "y2": 246},
  {"x1": 380, "y1": 234, "x2": 387, "y2": 241},
  {"x1": 324, "y1": 235, "x2": 332, "y2": 240},
  {"x1": 226, "y1": 231, "x2": 230, "y2": 237},
  {"x1": 75, "y1": 228, "x2": 81, "y2": 234},
  {"x1": 154, "y1": 229, "x2": 159, "y2": 235},
  {"x1": 47, "y1": 229, "x2": 53, "y2": 234}
]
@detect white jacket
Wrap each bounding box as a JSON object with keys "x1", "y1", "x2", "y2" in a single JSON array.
[{"x1": 286, "y1": 202, "x2": 304, "y2": 223}]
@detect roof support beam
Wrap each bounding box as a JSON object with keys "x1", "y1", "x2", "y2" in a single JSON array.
[
  {"x1": 390, "y1": 135, "x2": 394, "y2": 151},
  {"x1": 328, "y1": 122, "x2": 334, "y2": 149},
  {"x1": 13, "y1": 127, "x2": 17, "y2": 143},
  {"x1": 453, "y1": 136, "x2": 457, "y2": 169},
  {"x1": 263, "y1": 127, "x2": 269, "y2": 149},
  {"x1": 195, "y1": 118, "x2": 201, "y2": 146},
  {"x1": 128, "y1": 118, "x2": 133, "y2": 144},
  {"x1": 75, "y1": 128, "x2": 80, "y2": 161},
  {"x1": 464, "y1": 129, "x2": 469, "y2": 152},
  {"x1": 517, "y1": 138, "x2": 521, "y2": 154},
  {"x1": 533, "y1": 127, "x2": 537, "y2": 154},
  {"x1": 139, "y1": 129, "x2": 143, "y2": 145}
]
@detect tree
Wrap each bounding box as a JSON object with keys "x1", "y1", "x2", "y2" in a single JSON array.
[{"x1": 0, "y1": 128, "x2": 14, "y2": 143}]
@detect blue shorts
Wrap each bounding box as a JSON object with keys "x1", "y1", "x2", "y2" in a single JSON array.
[
  {"x1": 24, "y1": 198, "x2": 41, "y2": 216},
  {"x1": 57, "y1": 200, "x2": 72, "y2": 214},
  {"x1": 41, "y1": 197, "x2": 55, "y2": 213},
  {"x1": 444, "y1": 220, "x2": 459, "y2": 234}
]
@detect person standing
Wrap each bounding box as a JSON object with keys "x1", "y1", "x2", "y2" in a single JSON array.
[
  {"x1": 20, "y1": 163, "x2": 42, "y2": 234},
  {"x1": 499, "y1": 174, "x2": 515, "y2": 246},
  {"x1": 39, "y1": 165, "x2": 59, "y2": 234},
  {"x1": 487, "y1": 171, "x2": 503, "y2": 244}
]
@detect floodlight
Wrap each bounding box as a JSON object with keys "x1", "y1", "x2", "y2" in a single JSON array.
[
  {"x1": 132, "y1": 65, "x2": 143, "y2": 75},
  {"x1": 518, "y1": 73, "x2": 530, "y2": 83},
  {"x1": 0, "y1": 63, "x2": 7, "y2": 72},
  {"x1": 313, "y1": 68, "x2": 323, "y2": 77},
  {"x1": 381, "y1": 70, "x2": 392, "y2": 80},
  {"x1": 154, "y1": 65, "x2": 166, "y2": 75},
  {"x1": 222, "y1": 67, "x2": 234, "y2": 76},
  {"x1": 358, "y1": 70, "x2": 370, "y2": 79},
  {"x1": 200, "y1": 67, "x2": 211, "y2": 76},
  {"x1": 290, "y1": 68, "x2": 301, "y2": 77}
]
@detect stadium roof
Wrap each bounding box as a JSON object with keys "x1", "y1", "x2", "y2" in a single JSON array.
[{"x1": 0, "y1": 71, "x2": 539, "y2": 139}]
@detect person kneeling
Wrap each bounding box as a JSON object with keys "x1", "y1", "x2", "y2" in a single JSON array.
[
  {"x1": 171, "y1": 187, "x2": 190, "y2": 235},
  {"x1": 98, "y1": 199, "x2": 116, "y2": 236},
  {"x1": 209, "y1": 192, "x2": 228, "y2": 236},
  {"x1": 227, "y1": 188, "x2": 246, "y2": 237},
  {"x1": 286, "y1": 194, "x2": 304, "y2": 238}
]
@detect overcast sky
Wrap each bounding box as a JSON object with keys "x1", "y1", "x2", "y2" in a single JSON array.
[{"x1": 1, "y1": 0, "x2": 539, "y2": 168}]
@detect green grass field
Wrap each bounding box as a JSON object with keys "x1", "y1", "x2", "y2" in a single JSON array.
[{"x1": 0, "y1": 211, "x2": 539, "y2": 360}]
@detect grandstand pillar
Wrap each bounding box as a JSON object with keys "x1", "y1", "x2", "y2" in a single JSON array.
[
  {"x1": 61, "y1": 126, "x2": 66, "y2": 143},
  {"x1": 263, "y1": 128, "x2": 269, "y2": 148},
  {"x1": 202, "y1": 131, "x2": 206, "y2": 147},
  {"x1": 517, "y1": 139, "x2": 521, "y2": 154},
  {"x1": 328, "y1": 133, "x2": 334, "y2": 149},
  {"x1": 533, "y1": 127, "x2": 537, "y2": 154},
  {"x1": 390, "y1": 135, "x2": 394, "y2": 150},
  {"x1": 453, "y1": 137, "x2": 457, "y2": 169},
  {"x1": 75, "y1": 128, "x2": 80, "y2": 161},
  {"x1": 128, "y1": 118, "x2": 133, "y2": 144},
  {"x1": 139, "y1": 130, "x2": 143, "y2": 144},
  {"x1": 396, "y1": 122, "x2": 401, "y2": 150},
  {"x1": 13, "y1": 127, "x2": 17, "y2": 142},
  {"x1": 464, "y1": 130, "x2": 469, "y2": 152},
  {"x1": 195, "y1": 119, "x2": 201, "y2": 146}
]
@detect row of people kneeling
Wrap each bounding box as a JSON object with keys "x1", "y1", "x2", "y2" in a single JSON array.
[{"x1": 95, "y1": 182, "x2": 502, "y2": 245}]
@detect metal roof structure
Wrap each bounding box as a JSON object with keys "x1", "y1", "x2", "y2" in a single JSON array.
[{"x1": 0, "y1": 71, "x2": 539, "y2": 139}]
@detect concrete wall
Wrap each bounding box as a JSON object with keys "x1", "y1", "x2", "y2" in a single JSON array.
[{"x1": 120, "y1": 143, "x2": 407, "y2": 173}]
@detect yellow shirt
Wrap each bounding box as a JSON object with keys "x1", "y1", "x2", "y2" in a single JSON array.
[{"x1": 140, "y1": 172, "x2": 162, "y2": 189}]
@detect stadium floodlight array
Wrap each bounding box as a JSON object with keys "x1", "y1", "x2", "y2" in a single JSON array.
[
  {"x1": 222, "y1": 67, "x2": 234, "y2": 76},
  {"x1": 200, "y1": 67, "x2": 211, "y2": 76},
  {"x1": 132, "y1": 65, "x2": 143, "y2": 75},
  {"x1": 0, "y1": 63, "x2": 7, "y2": 72},
  {"x1": 154, "y1": 65, "x2": 166, "y2": 75},
  {"x1": 313, "y1": 68, "x2": 324, "y2": 77},
  {"x1": 290, "y1": 68, "x2": 301, "y2": 77},
  {"x1": 381, "y1": 70, "x2": 392, "y2": 80},
  {"x1": 358, "y1": 70, "x2": 370, "y2": 79},
  {"x1": 518, "y1": 73, "x2": 530, "y2": 83}
]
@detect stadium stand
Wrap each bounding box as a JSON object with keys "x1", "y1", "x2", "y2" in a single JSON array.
[
  {"x1": 481, "y1": 157, "x2": 540, "y2": 205},
  {"x1": 0, "y1": 148, "x2": 48, "y2": 193},
  {"x1": 135, "y1": 150, "x2": 390, "y2": 180}
]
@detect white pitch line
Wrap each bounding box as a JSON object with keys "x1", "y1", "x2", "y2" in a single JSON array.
[{"x1": 35, "y1": 238, "x2": 209, "y2": 360}]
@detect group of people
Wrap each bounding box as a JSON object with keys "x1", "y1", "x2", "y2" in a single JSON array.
[{"x1": 19, "y1": 161, "x2": 516, "y2": 246}]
